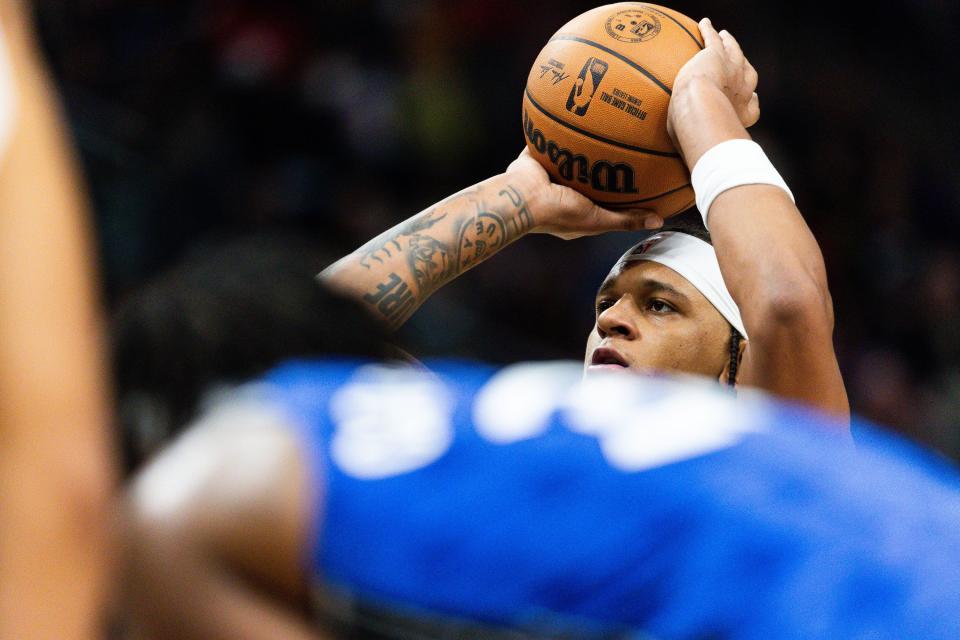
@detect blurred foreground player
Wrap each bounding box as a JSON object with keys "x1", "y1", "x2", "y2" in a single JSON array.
[
  {"x1": 126, "y1": 344, "x2": 960, "y2": 638},
  {"x1": 0, "y1": 2, "x2": 113, "y2": 639},
  {"x1": 112, "y1": 236, "x2": 391, "y2": 471},
  {"x1": 322, "y1": 19, "x2": 848, "y2": 419}
]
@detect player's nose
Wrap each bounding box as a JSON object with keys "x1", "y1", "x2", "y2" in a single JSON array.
[{"x1": 596, "y1": 297, "x2": 640, "y2": 340}]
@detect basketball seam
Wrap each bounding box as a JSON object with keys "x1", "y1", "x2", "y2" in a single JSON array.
[
  {"x1": 524, "y1": 88, "x2": 679, "y2": 158},
  {"x1": 634, "y1": 4, "x2": 705, "y2": 50},
  {"x1": 548, "y1": 34, "x2": 672, "y2": 96},
  {"x1": 593, "y1": 183, "x2": 692, "y2": 206}
]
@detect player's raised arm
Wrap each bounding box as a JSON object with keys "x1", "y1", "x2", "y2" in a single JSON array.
[
  {"x1": 667, "y1": 18, "x2": 848, "y2": 419},
  {"x1": 321, "y1": 157, "x2": 662, "y2": 329}
]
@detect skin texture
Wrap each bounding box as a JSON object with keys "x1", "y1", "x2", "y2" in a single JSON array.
[
  {"x1": 125, "y1": 17, "x2": 848, "y2": 640},
  {"x1": 0, "y1": 2, "x2": 114, "y2": 639}
]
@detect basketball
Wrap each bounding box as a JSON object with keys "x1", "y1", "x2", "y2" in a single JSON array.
[{"x1": 523, "y1": 3, "x2": 703, "y2": 217}]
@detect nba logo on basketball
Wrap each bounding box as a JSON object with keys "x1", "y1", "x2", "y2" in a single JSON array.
[{"x1": 566, "y1": 57, "x2": 608, "y2": 116}]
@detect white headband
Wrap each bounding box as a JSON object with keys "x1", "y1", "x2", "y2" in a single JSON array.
[{"x1": 618, "y1": 232, "x2": 747, "y2": 338}]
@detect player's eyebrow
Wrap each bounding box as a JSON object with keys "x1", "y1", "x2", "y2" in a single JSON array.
[
  {"x1": 643, "y1": 279, "x2": 690, "y2": 302},
  {"x1": 596, "y1": 278, "x2": 616, "y2": 297},
  {"x1": 596, "y1": 277, "x2": 691, "y2": 303}
]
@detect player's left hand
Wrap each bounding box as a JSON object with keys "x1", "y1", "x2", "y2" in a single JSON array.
[{"x1": 506, "y1": 148, "x2": 662, "y2": 240}]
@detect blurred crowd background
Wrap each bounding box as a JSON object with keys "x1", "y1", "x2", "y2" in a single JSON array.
[{"x1": 32, "y1": 0, "x2": 960, "y2": 458}]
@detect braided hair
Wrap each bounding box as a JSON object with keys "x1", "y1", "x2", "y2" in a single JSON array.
[{"x1": 727, "y1": 326, "x2": 743, "y2": 387}]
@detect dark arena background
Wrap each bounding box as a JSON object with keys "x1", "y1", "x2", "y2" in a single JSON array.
[{"x1": 35, "y1": 0, "x2": 960, "y2": 457}]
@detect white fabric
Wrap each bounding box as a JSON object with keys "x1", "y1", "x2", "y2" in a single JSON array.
[
  {"x1": 620, "y1": 231, "x2": 747, "y2": 338},
  {"x1": 691, "y1": 139, "x2": 794, "y2": 228}
]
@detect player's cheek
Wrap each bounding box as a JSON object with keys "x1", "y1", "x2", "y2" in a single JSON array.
[{"x1": 584, "y1": 327, "x2": 601, "y2": 363}]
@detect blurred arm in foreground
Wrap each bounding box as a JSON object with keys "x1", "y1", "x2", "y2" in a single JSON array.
[{"x1": 0, "y1": 2, "x2": 114, "y2": 639}]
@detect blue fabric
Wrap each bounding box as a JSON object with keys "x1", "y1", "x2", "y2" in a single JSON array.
[{"x1": 263, "y1": 359, "x2": 960, "y2": 639}]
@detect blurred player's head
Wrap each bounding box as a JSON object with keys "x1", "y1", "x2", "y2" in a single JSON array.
[
  {"x1": 584, "y1": 219, "x2": 746, "y2": 386},
  {"x1": 112, "y1": 235, "x2": 390, "y2": 472}
]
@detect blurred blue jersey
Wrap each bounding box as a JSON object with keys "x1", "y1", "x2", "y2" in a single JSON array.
[{"x1": 261, "y1": 359, "x2": 960, "y2": 639}]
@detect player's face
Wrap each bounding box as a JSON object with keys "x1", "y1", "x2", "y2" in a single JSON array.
[{"x1": 584, "y1": 260, "x2": 732, "y2": 381}]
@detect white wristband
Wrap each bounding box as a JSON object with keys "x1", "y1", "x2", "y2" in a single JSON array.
[{"x1": 691, "y1": 139, "x2": 794, "y2": 228}]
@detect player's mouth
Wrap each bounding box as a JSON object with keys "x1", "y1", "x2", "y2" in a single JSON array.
[{"x1": 588, "y1": 346, "x2": 630, "y2": 373}]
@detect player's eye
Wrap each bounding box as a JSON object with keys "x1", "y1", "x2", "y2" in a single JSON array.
[
  {"x1": 647, "y1": 298, "x2": 676, "y2": 314},
  {"x1": 595, "y1": 298, "x2": 615, "y2": 315}
]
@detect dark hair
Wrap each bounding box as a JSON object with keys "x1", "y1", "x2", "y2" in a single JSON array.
[
  {"x1": 658, "y1": 209, "x2": 712, "y2": 243},
  {"x1": 726, "y1": 326, "x2": 743, "y2": 387},
  {"x1": 112, "y1": 235, "x2": 390, "y2": 472},
  {"x1": 657, "y1": 212, "x2": 743, "y2": 386}
]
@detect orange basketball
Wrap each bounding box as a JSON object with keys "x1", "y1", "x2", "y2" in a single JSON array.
[{"x1": 523, "y1": 3, "x2": 703, "y2": 217}]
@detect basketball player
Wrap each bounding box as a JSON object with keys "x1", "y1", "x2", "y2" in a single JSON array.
[
  {"x1": 0, "y1": 2, "x2": 113, "y2": 639},
  {"x1": 119, "y1": 21, "x2": 892, "y2": 640},
  {"x1": 321, "y1": 18, "x2": 848, "y2": 419}
]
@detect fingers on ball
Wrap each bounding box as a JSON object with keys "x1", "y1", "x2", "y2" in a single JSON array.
[
  {"x1": 699, "y1": 18, "x2": 722, "y2": 48},
  {"x1": 719, "y1": 29, "x2": 745, "y2": 67}
]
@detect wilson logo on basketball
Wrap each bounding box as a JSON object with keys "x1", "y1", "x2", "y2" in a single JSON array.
[
  {"x1": 523, "y1": 110, "x2": 638, "y2": 194},
  {"x1": 566, "y1": 57, "x2": 609, "y2": 116}
]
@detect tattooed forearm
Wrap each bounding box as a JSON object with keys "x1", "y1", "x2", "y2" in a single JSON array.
[
  {"x1": 358, "y1": 210, "x2": 447, "y2": 270},
  {"x1": 323, "y1": 178, "x2": 538, "y2": 328},
  {"x1": 499, "y1": 185, "x2": 535, "y2": 236},
  {"x1": 362, "y1": 238, "x2": 399, "y2": 267},
  {"x1": 456, "y1": 185, "x2": 537, "y2": 269},
  {"x1": 456, "y1": 207, "x2": 506, "y2": 270},
  {"x1": 363, "y1": 272, "x2": 417, "y2": 327},
  {"x1": 403, "y1": 210, "x2": 455, "y2": 293}
]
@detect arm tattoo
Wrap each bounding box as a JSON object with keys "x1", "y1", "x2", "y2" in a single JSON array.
[
  {"x1": 456, "y1": 206, "x2": 506, "y2": 270},
  {"x1": 354, "y1": 181, "x2": 535, "y2": 326},
  {"x1": 456, "y1": 185, "x2": 535, "y2": 268},
  {"x1": 363, "y1": 272, "x2": 417, "y2": 327},
  {"x1": 498, "y1": 185, "x2": 535, "y2": 236},
  {"x1": 405, "y1": 211, "x2": 454, "y2": 293},
  {"x1": 358, "y1": 210, "x2": 446, "y2": 270}
]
